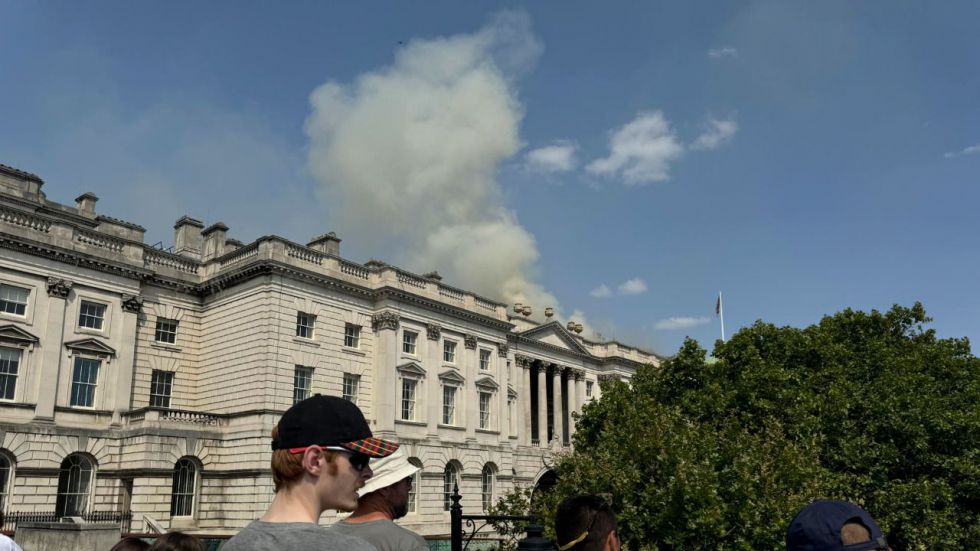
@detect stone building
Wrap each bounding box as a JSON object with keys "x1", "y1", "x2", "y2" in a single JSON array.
[{"x1": 0, "y1": 162, "x2": 659, "y2": 536}]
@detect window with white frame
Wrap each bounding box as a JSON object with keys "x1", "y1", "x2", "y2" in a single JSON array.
[
  {"x1": 78, "y1": 301, "x2": 106, "y2": 330},
  {"x1": 342, "y1": 373, "x2": 360, "y2": 404},
  {"x1": 170, "y1": 457, "x2": 198, "y2": 517},
  {"x1": 401, "y1": 377, "x2": 418, "y2": 421},
  {"x1": 296, "y1": 312, "x2": 315, "y2": 339},
  {"x1": 586, "y1": 381, "x2": 594, "y2": 398},
  {"x1": 479, "y1": 349, "x2": 491, "y2": 370},
  {"x1": 481, "y1": 464, "x2": 496, "y2": 511},
  {"x1": 56, "y1": 454, "x2": 94, "y2": 517},
  {"x1": 154, "y1": 318, "x2": 178, "y2": 344},
  {"x1": 293, "y1": 366, "x2": 314, "y2": 404},
  {"x1": 69, "y1": 357, "x2": 100, "y2": 408},
  {"x1": 344, "y1": 323, "x2": 360, "y2": 348},
  {"x1": 407, "y1": 457, "x2": 422, "y2": 514},
  {"x1": 442, "y1": 384, "x2": 458, "y2": 425},
  {"x1": 443, "y1": 340, "x2": 456, "y2": 363},
  {"x1": 0, "y1": 348, "x2": 20, "y2": 401},
  {"x1": 0, "y1": 450, "x2": 13, "y2": 513},
  {"x1": 149, "y1": 370, "x2": 174, "y2": 408},
  {"x1": 479, "y1": 391, "x2": 493, "y2": 430},
  {"x1": 0, "y1": 285, "x2": 29, "y2": 316},
  {"x1": 402, "y1": 330, "x2": 418, "y2": 355},
  {"x1": 443, "y1": 462, "x2": 460, "y2": 511}
]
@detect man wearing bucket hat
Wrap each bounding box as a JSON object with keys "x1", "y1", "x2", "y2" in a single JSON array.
[
  {"x1": 225, "y1": 394, "x2": 399, "y2": 550},
  {"x1": 330, "y1": 447, "x2": 427, "y2": 551}
]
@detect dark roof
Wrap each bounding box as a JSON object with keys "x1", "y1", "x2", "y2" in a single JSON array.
[{"x1": 0, "y1": 163, "x2": 44, "y2": 184}]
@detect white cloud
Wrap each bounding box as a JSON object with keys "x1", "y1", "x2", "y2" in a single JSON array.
[
  {"x1": 654, "y1": 316, "x2": 710, "y2": 330},
  {"x1": 586, "y1": 111, "x2": 684, "y2": 185},
  {"x1": 691, "y1": 117, "x2": 738, "y2": 151},
  {"x1": 707, "y1": 47, "x2": 738, "y2": 59},
  {"x1": 525, "y1": 140, "x2": 578, "y2": 173},
  {"x1": 589, "y1": 284, "x2": 612, "y2": 298},
  {"x1": 617, "y1": 277, "x2": 647, "y2": 295},
  {"x1": 943, "y1": 144, "x2": 980, "y2": 159},
  {"x1": 305, "y1": 11, "x2": 563, "y2": 311}
]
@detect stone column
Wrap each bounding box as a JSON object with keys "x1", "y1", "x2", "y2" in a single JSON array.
[
  {"x1": 519, "y1": 357, "x2": 532, "y2": 446},
  {"x1": 551, "y1": 366, "x2": 562, "y2": 445},
  {"x1": 110, "y1": 295, "x2": 142, "y2": 425},
  {"x1": 463, "y1": 334, "x2": 478, "y2": 438},
  {"x1": 536, "y1": 363, "x2": 547, "y2": 448},
  {"x1": 34, "y1": 278, "x2": 72, "y2": 421},
  {"x1": 426, "y1": 324, "x2": 442, "y2": 435},
  {"x1": 498, "y1": 344, "x2": 511, "y2": 441},
  {"x1": 371, "y1": 311, "x2": 400, "y2": 433},
  {"x1": 565, "y1": 369, "x2": 575, "y2": 444}
]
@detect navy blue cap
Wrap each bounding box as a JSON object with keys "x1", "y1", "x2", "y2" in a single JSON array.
[{"x1": 787, "y1": 500, "x2": 888, "y2": 550}]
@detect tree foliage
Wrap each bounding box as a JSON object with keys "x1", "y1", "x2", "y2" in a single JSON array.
[{"x1": 499, "y1": 304, "x2": 979, "y2": 550}]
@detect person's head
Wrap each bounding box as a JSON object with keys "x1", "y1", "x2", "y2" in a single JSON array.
[
  {"x1": 555, "y1": 495, "x2": 620, "y2": 551},
  {"x1": 354, "y1": 447, "x2": 419, "y2": 519},
  {"x1": 147, "y1": 531, "x2": 204, "y2": 551},
  {"x1": 270, "y1": 394, "x2": 397, "y2": 511},
  {"x1": 787, "y1": 500, "x2": 891, "y2": 551},
  {"x1": 110, "y1": 537, "x2": 151, "y2": 551}
]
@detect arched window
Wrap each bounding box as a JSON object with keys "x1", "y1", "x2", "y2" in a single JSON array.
[
  {"x1": 56, "y1": 454, "x2": 94, "y2": 516},
  {"x1": 170, "y1": 457, "x2": 199, "y2": 517},
  {"x1": 481, "y1": 463, "x2": 497, "y2": 511},
  {"x1": 443, "y1": 461, "x2": 461, "y2": 511},
  {"x1": 407, "y1": 457, "x2": 422, "y2": 514},
  {"x1": 0, "y1": 450, "x2": 14, "y2": 513}
]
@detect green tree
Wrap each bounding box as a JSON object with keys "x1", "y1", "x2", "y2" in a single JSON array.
[{"x1": 501, "y1": 304, "x2": 979, "y2": 549}]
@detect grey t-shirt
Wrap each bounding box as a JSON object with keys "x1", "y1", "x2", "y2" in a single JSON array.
[
  {"x1": 223, "y1": 520, "x2": 378, "y2": 551},
  {"x1": 330, "y1": 519, "x2": 428, "y2": 551}
]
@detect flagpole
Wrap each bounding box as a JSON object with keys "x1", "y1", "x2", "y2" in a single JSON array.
[{"x1": 718, "y1": 291, "x2": 726, "y2": 342}]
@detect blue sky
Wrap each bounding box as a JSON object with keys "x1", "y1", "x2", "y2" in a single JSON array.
[{"x1": 1, "y1": 1, "x2": 977, "y2": 356}]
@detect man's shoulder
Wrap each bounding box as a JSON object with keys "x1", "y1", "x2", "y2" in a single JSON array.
[{"x1": 225, "y1": 520, "x2": 377, "y2": 551}]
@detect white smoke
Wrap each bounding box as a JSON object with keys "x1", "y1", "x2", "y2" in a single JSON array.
[{"x1": 305, "y1": 12, "x2": 563, "y2": 312}]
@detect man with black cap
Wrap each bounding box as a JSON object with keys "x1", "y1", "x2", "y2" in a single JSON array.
[
  {"x1": 787, "y1": 500, "x2": 892, "y2": 551},
  {"x1": 330, "y1": 447, "x2": 427, "y2": 551},
  {"x1": 224, "y1": 394, "x2": 399, "y2": 550}
]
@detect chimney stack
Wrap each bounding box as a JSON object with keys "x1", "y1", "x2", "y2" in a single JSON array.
[
  {"x1": 173, "y1": 216, "x2": 204, "y2": 258},
  {"x1": 201, "y1": 222, "x2": 229, "y2": 261},
  {"x1": 75, "y1": 192, "x2": 98, "y2": 216},
  {"x1": 307, "y1": 232, "x2": 341, "y2": 256}
]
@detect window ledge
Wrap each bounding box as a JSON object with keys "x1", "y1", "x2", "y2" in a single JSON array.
[
  {"x1": 437, "y1": 424, "x2": 466, "y2": 431},
  {"x1": 75, "y1": 327, "x2": 106, "y2": 337},
  {"x1": 150, "y1": 342, "x2": 182, "y2": 352},
  {"x1": 475, "y1": 428, "x2": 500, "y2": 435},
  {"x1": 292, "y1": 337, "x2": 320, "y2": 347},
  {"x1": 170, "y1": 517, "x2": 198, "y2": 530},
  {"x1": 342, "y1": 347, "x2": 366, "y2": 357},
  {"x1": 395, "y1": 419, "x2": 427, "y2": 427},
  {"x1": 400, "y1": 353, "x2": 419, "y2": 361}
]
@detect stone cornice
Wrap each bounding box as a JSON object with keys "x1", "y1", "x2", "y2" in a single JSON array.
[
  {"x1": 0, "y1": 234, "x2": 149, "y2": 281},
  {"x1": 0, "y1": 163, "x2": 43, "y2": 184}
]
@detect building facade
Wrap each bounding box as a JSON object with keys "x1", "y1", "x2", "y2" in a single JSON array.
[{"x1": 0, "y1": 163, "x2": 659, "y2": 536}]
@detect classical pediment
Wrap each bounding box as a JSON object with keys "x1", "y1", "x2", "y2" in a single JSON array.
[
  {"x1": 517, "y1": 321, "x2": 590, "y2": 355},
  {"x1": 396, "y1": 361, "x2": 427, "y2": 377},
  {"x1": 64, "y1": 338, "x2": 116, "y2": 358},
  {"x1": 438, "y1": 369, "x2": 466, "y2": 385},
  {"x1": 0, "y1": 324, "x2": 39, "y2": 347},
  {"x1": 474, "y1": 376, "x2": 499, "y2": 390},
  {"x1": 507, "y1": 384, "x2": 518, "y2": 399}
]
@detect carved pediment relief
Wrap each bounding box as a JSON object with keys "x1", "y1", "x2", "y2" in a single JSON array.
[
  {"x1": 396, "y1": 361, "x2": 427, "y2": 377},
  {"x1": 64, "y1": 338, "x2": 116, "y2": 358},
  {"x1": 507, "y1": 384, "x2": 518, "y2": 399},
  {"x1": 438, "y1": 369, "x2": 465, "y2": 385},
  {"x1": 0, "y1": 324, "x2": 39, "y2": 347},
  {"x1": 517, "y1": 321, "x2": 589, "y2": 355},
  {"x1": 475, "y1": 376, "x2": 499, "y2": 391}
]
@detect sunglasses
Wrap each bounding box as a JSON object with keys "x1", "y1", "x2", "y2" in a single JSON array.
[{"x1": 287, "y1": 445, "x2": 372, "y2": 472}]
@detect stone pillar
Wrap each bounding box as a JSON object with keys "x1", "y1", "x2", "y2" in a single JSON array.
[
  {"x1": 110, "y1": 295, "x2": 142, "y2": 425},
  {"x1": 34, "y1": 278, "x2": 72, "y2": 421},
  {"x1": 520, "y1": 357, "x2": 532, "y2": 446},
  {"x1": 536, "y1": 364, "x2": 547, "y2": 448},
  {"x1": 551, "y1": 366, "x2": 562, "y2": 446},
  {"x1": 574, "y1": 370, "x2": 585, "y2": 414},
  {"x1": 371, "y1": 311, "x2": 400, "y2": 433},
  {"x1": 426, "y1": 324, "x2": 442, "y2": 435},
  {"x1": 463, "y1": 334, "x2": 478, "y2": 438},
  {"x1": 565, "y1": 369, "x2": 575, "y2": 444},
  {"x1": 498, "y1": 344, "x2": 510, "y2": 440}
]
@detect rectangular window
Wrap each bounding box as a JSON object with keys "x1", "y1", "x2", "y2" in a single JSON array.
[
  {"x1": 0, "y1": 347, "x2": 20, "y2": 400},
  {"x1": 70, "y1": 357, "x2": 100, "y2": 407},
  {"x1": 78, "y1": 301, "x2": 106, "y2": 330},
  {"x1": 293, "y1": 366, "x2": 313, "y2": 404},
  {"x1": 401, "y1": 378, "x2": 417, "y2": 421},
  {"x1": 442, "y1": 385, "x2": 457, "y2": 425},
  {"x1": 154, "y1": 318, "x2": 178, "y2": 344},
  {"x1": 407, "y1": 466, "x2": 420, "y2": 513},
  {"x1": 586, "y1": 381, "x2": 594, "y2": 398},
  {"x1": 342, "y1": 373, "x2": 360, "y2": 404},
  {"x1": 443, "y1": 340, "x2": 456, "y2": 363},
  {"x1": 296, "y1": 312, "x2": 315, "y2": 339},
  {"x1": 479, "y1": 349, "x2": 491, "y2": 371},
  {"x1": 344, "y1": 323, "x2": 360, "y2": 348},
  {"x1": 402, "y1": 330, "x2": 418, "y2": 355},
  {"x1": 149, "y1": 370, "x2": 174, "y2": 408},
  {"x1": 0, "y1": 284, "x2": 29, "y2": 316},
  {"x1": 479, "y1": 391, "x2": 492, "y2": 430}
]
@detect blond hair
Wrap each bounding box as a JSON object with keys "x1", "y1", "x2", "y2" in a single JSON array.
[{"x1": 270, "y1": 425, "x2": 339, "y2": 492}]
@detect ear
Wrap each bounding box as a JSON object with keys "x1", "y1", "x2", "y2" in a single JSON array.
[
  {"x1": 302, "y1": 446, "x2": 323, "y2": 474},
  {"x1": 603, "y1": 529, "x2": 620, "y2": 551}
]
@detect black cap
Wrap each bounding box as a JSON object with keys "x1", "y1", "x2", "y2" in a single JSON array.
[
  {"x1": 787, "y1": 500, "x2": 888, "y2": 551},
  {"x1": 271, "y1": 395, "x2": 398, "y2": 457}
]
